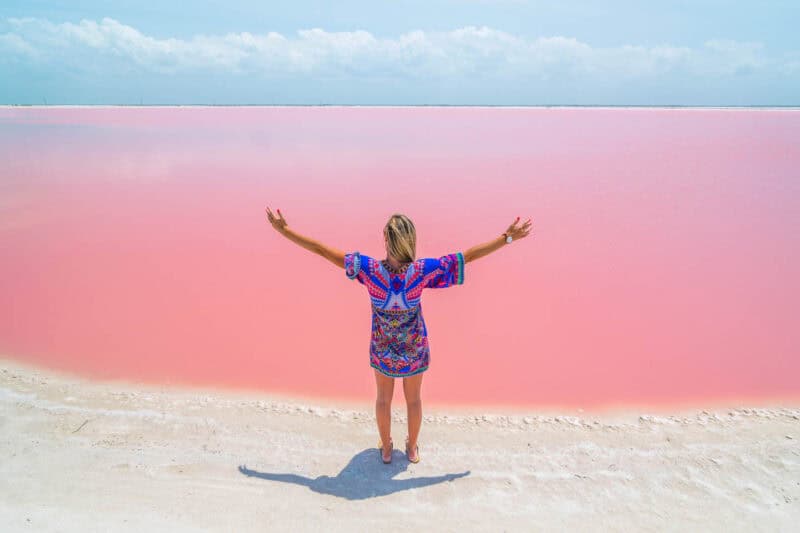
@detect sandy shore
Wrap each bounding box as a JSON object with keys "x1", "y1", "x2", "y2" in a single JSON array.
[{"x1": 1, "y1": 358, "x2": 798, "y2": 532}]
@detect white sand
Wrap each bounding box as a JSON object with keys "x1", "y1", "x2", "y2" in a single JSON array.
[{"x1": 1, "y1": 358, "x2": 798, "y2": 532}]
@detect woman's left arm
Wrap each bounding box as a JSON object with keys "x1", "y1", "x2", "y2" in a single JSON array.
[{"x1": 265, "y1": 206, "x2": 346, "y2": 269}]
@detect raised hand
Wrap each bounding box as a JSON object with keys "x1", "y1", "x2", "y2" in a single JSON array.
[
  {"x1": 505, "y1": 216, "x2": 533, "y2": 241},
  {"x1": 265, "y1": 206, "x2": 288, "y2": 234}
]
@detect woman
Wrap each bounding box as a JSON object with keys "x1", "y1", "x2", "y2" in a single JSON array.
[{"x1": 264, "y1": 208, "x2": 532, "y2": 464}]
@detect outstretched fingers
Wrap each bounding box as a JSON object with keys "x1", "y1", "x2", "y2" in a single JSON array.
[
  {"x1": 510, "y1": 217, "x2": 532, "y2": 230},
  {"x1": 265, "y1": 206, "x2": 287, "y2": 224},
  {"x1": 511, "y1": 217, "x2": 533, "y2": 239}
]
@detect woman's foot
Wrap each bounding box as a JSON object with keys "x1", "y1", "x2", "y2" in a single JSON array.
[
  {"x1": 378, "y1": 437, "x2": 393, "y2": 464},
  {"x1": 405, "y1": 436, "x2": 420, "y2": 463}
]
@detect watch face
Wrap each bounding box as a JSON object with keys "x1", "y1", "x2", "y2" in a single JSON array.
[{"x1": 506, "y1": 235, "x2": 512, "y2": 243}]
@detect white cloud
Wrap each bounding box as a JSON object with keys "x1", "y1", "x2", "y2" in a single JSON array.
[
  {"x1": 700, "y1": 39, "x2": 769, "y2": 76},
  {"x1": 0, "y1": 31, "x2": 38, "y2": 58},
  {"x1": 0, "y1": 17, "x2": 794, "y2": 82}
]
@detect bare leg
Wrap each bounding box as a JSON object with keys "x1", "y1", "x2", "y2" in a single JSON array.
[
  {"x1": 374, "y1": 369, "x2": 395, "y2": 461},
  {"x1": 402, "y1": 372, "x2": 424, "y2": 461}
]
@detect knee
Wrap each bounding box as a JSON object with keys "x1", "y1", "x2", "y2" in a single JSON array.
[
  {"x1": 375, "y1": 397, "x2": 392, "y2": 409},
  {"x1": 405, "y1": 398, "x2": 421, "y2": 410}
]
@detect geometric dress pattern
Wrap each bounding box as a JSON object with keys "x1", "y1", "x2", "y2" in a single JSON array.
[{"x1": 344, "y1": 251, "x2": 465, "y2": 378}]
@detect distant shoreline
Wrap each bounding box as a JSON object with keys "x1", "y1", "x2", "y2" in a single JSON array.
[{"x1": 2, "y1": 104, "x2": 799, "y2": 110}]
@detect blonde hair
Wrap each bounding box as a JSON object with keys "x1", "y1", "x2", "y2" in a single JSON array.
[{"x1": 384, "y1": 213, "x2": 417, "y2": 263}]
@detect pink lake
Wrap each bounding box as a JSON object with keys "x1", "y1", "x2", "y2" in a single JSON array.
[{"x1": 1, "y1": 106, "x2": 798, "y2": 412}]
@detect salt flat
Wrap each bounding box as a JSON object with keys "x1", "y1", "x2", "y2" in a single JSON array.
[{"x1": 1, "y1": 358, "x2": 798, "y2": 532}]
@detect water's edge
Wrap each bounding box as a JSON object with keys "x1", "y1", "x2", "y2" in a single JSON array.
[
  {"x1": 2, "y1": 104, "x2": 800, "y2": 110},
  {"x1": 4, "y1": 356, "x2": 799, "y2": 432}
]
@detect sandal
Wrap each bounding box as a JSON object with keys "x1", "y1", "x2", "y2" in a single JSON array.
[
  {"x1": 378, "y1": 437, "x2": 393, "y2": 464},
  {"x1": 405, "y1": 436, "x2": 420, "y2": 463}
]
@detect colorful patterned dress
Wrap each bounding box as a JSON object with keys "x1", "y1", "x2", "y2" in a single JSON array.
[{"x1": 344, "y1": 251, "x2": 465, "y2": 378}]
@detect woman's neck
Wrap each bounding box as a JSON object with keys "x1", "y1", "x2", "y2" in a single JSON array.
[
  {"x1": 384, "y1": 256, "x2": 410, "y2": 273},
  {"x1": 386, "y1": 257, "x2": 402, "y2": 268}
]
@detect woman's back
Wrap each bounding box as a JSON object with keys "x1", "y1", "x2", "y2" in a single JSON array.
[
  {"x1": 345, "y1": 251, "x2": 465, "y2": 306},
  {"x1": 344, "y1": 251, "x2": 465, "y2": 377}
]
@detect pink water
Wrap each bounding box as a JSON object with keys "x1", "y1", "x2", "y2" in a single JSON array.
[{"x1": 1, "y1": 106, "x2": 798, "y2": 411}]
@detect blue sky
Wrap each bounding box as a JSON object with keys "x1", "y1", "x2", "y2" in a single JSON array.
[{"x1": 1, "y1": 1, "x2": 798, "y2": 105}]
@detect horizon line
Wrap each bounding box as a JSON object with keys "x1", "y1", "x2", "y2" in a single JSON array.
[{"x1": 3, "y1": 104, "x2": 800, "y2": 110}]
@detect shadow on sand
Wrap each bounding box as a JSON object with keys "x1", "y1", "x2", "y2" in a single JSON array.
[{"x1": 238, "y1": 447, "x2": 471, "y2": 500}]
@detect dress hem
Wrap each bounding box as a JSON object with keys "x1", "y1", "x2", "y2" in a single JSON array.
[{"x1": 370, "y1": 362, "x2": 428, "y2": 378}]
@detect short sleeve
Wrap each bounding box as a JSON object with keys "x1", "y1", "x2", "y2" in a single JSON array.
[
  {"x1": 344, "y1": 251, "x2": 376, "y2": 285},
  {"x1": 422, "y1": 251, "x2": 465, "y2": 289}
]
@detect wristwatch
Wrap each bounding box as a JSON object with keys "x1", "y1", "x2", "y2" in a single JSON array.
[{"x1": 503, "y1": 232, "x2": 513, "y2": 244}]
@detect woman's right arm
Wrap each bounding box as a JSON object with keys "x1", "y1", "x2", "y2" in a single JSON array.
[
  {"x1": 463, "y1": 216, "x2": 532, "y2": 264},
  {"x1": 463, "y1": 235, "x2": 507, "y2": 264}
]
